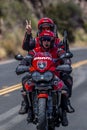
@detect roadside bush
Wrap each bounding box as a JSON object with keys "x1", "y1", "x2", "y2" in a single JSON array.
[
  {"x1": 0, "y1": 0, "x2": 37, "y2": 58},
  {"x1": 0, "y1": 0, "x2": 31, "y2": 28},
  {"x1": 83, "y1": 22, "x2": 87, "y2": 32},
  {"x1": 0, "y1": 26, "x2": 25, "y2": 57},
  {"x1": 45, "y1": 1, "x2": 84, "y2": 43}
]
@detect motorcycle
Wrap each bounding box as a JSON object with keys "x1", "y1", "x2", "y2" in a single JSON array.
[{"x1": 15, "y1": 52, "x2": 72, "y2": 130}]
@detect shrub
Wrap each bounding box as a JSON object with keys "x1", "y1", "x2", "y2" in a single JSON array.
[{"x1": 45, "y1": 1, "x2": 84, "y2": 42}]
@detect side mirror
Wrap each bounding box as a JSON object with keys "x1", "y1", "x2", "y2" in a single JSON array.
[
  {"x1": 15, "y1": 54, "x2": 23, "y2": 60},
  {"x1": 66, "y1": 52, "x2": 73, "y2": 58}
]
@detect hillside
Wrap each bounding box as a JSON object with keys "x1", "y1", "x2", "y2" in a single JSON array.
[{"x1": 0, "y1": 0, "x2": 87, "y2": 59}]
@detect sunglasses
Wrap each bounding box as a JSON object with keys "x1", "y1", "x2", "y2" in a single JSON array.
[{"x1": 42, "y1": 36, "x2": 51, "y2": 42}]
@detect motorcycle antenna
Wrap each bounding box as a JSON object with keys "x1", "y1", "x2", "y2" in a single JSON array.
[{"x1": 63, "y1": 30, "x2": 69, "y2": 52}]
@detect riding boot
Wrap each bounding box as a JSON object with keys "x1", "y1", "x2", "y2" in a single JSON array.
[
  {"x1": 61, "y1": 94, "x2": 68, "y2": 126},
  {"x1": 26, "y1": 92, "x2": 34, "y2": 123},
  {"x1": 27, "y1": 106, "x2": 34, "y2": 123},
  {"x1": 62, "y1": 110, "x2": 68, "y2": 126},
  {"x1": 66, "y1": 99, "x2": 75, "y2": 113},
  {"x1": 19, "y1": 91, "x2": 29, "y2": 114}
]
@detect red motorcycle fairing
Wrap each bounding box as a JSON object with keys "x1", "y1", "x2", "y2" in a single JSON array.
[
  {"x1": 54, "y1": 80, "x2": 64, "y2": 90},
  {"x1": 24, "y1": 82, "x2": 34, "y2": 91},
  {"x1": 31, "y1": 52, "x2": 55, "y2": 73}
]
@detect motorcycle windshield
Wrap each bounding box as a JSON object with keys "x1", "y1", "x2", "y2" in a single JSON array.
[{"x1": 34, "y1": 52, "x2": 52, "y2": 59}]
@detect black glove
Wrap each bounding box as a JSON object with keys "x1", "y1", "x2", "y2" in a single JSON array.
[
  {"x1": 24, "y1": 55, "x2": 33, "y2": 65},
  {"x1": 16, "y1": 66, "x2": 29, "y2": 75}
]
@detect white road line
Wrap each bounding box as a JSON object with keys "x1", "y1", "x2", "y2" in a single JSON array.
[
  {"x1": 0, "y1": 105, "x2": 20, "y2": 122},
  {"x1": 0, "y1": 114, "x2": 26, "y2": 130},
  {"x1": 0, "y1": 59, "x2": 16, "y2": 65}
]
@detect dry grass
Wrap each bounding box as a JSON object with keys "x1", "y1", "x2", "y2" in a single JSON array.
[
  {"x1": 0, "y1": 27, "x2": 25, "y2": 59},
  {"x1": 71, "y1": 29, "x2": 87, "y2": 47},
  {"x1": 0, "y1": 47, "x2": 7, "y2": 59}
]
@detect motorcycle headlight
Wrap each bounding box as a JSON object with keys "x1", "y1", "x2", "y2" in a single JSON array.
[
  {"x1": 32, "y1": 71, "x2": 53, "y2": 82},
  {"x1": 32, "y1": 72, "x2": 41, "y2": 82},
  {"x1": 44, "y1": 71, "x2": 53, "y2": 81}
]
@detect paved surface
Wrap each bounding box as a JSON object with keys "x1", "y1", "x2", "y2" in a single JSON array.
[{"x1": 0, "y1": 48, "x2": 87, "y2": 130}]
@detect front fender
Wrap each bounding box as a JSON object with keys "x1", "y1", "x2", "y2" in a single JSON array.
[{"x1": 37, "y1": 93, "x2": 48, "y2": 98}]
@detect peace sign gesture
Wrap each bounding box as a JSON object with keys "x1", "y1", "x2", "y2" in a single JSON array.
[{"x1": 25, "y1": 19, "x2": 32, "y2": 34}]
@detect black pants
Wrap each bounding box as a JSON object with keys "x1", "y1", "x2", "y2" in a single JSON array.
[
  {"x1": 60, "y1": 73, "x2": 73, "y2": 97},
  {"x1": 22, "y1": 74, "x2": 31, "y2": 91}
]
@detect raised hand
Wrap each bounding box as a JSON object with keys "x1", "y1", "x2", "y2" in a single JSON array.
[{"x1": 25, "y1": 19, "x2": 32, "y2": 34}]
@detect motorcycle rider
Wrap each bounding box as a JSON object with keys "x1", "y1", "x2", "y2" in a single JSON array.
[
  {"x1": 16, "y1": 30, "x2": 72, "y2": 126},
  {"x1": 19, "y1": 17, "x2": 74, "y2": 115},
  {"x1": 22, "y1": 17, "x2": 60, "y2": 51}
]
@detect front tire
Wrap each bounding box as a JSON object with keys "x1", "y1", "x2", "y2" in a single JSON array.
[{"x1": 37, "y1": 98, "x2": 47, "y2": 130}]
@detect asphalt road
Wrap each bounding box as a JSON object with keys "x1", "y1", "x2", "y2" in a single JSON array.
[{"x1": 0, "y1": 48, "x2": 87, "y2": 130}]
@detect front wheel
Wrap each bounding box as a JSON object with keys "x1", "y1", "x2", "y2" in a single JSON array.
[{"x1": 37, "y1": 98, "x2": 47, "y2": 130}]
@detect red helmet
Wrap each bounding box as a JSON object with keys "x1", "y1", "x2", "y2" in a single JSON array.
[
  {"x1": 40, "y1": 30, "x2": 55, "y2": 38},
  {"x1": 39, "y1": 30, "x2": 55, "y2": 49},
  {"x1": 38, "y1": 17, "x2": 54, "y2": 32}
]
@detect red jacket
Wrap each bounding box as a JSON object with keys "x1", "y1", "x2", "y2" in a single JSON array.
[
  {"x1": 29, "y1": 46, "x2": 65, "y2": 66},
  {"x1": 22, "y1": 33, "x2": 64, "y2": 51},
  {"x1": 22, "y1": 33, "x2": 71, "y2": 65}
]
